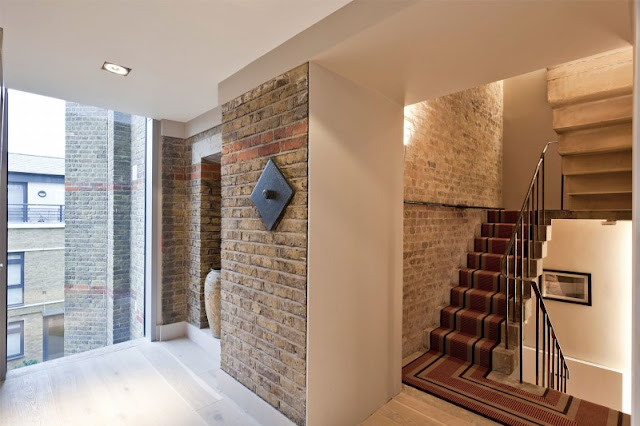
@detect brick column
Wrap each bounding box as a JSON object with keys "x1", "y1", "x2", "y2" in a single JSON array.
[
  {"x1": 129, "y1": 116, "x2": 146, "y2": 339},
  {"x1": 107, "y1": 111, "x2": 132, "y2": 344},
  {"x1": 65, "y1": 104, "x2": 145, "y2": 353},
  {"x1": 220, "y1": 63, "x2": 309, "y2": 425},
  {"x1": 64, "y1": 102, "x2": 109, "y2": 354}
]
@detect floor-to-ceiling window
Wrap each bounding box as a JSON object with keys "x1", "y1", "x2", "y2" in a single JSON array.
[{"x1": 4, "y1": 89, "x2": 148, "y2": 370}]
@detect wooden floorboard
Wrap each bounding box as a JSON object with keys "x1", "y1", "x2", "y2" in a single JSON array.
[
  {"x1": 360, "y1": 386, "x2": 499, "y2": 426},
  {"x1": 0, "y1": 339, "x2": 258, "y2": 426}
]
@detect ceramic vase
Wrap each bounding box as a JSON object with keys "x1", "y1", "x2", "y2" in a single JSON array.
[{"x1": 204, "y1": 269, "x2": 221, "y2": 338}]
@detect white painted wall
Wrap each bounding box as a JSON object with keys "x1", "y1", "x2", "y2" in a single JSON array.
[
  {"x1": 307, "y1": 62, "x2": 404, "y2": 426},
  {"x1": 27, "y1": 181, "x2": 64, "y2": 205},
  {"x1": 523, "y1": 219, "x2": 632, "y2": 412},
  {"x1": 503, "y1": 69, "x2": 562, "y2": 211}
]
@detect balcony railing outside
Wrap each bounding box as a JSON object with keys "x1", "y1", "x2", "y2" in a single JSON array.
[{"x1": 8, "y1": 204, "x2": 65, "y2": 223}]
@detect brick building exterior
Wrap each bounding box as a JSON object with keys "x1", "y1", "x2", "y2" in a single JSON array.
[
  {"x1": 64, "y1": 103, "x2": 146, "y2": 355},
  {"x1": 6, "y1": 154, "x2": 65, "y2": 369}
]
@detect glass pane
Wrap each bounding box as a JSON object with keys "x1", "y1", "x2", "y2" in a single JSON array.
[
  {"x1": 7, "y1": 89, "x2": 147, "y2": 369},
  {"x1": 7, "y1": 261, "x2": 21, "y2": 286},
  {"x1": 7, "y1": 324, "x2": 21, "y2": 358},
  {"x1": 7, "y1": 286, "x2": 22, "y2": 306},
  {"x1": 8, "y1": 183, "x2": 24, "y2": 204},
  {"x1": 45, "y1": 315, "x2": 64, "y2": 361}
]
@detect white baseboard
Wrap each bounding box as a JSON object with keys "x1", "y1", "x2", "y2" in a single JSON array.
[
  {"x1": 186, "y1": 323, "x2": 221, "y2": 358},
  {"x1": 158, "y1": 322, "x2": 292, "y2": 424},
  {"x1": 156, "y1": 321, "x2": 188, "y2": 341},
  {"x1": 217, "y1": 370, "x2": 296, "y2": 426}
]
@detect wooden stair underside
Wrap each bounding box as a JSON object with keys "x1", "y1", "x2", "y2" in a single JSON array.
[{"x1": 548, "y1": 47, "x2": 633, "y2": 211}]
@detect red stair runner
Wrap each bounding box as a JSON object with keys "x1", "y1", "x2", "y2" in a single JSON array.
[
  {"x1": 403, "y1": 351, "x2": 630, "y2": 426},
  {"x1": 404, "y1": 210, "x2": 630, "y2": 425},
  {"x1": 428, "y1": 211, "x2": 515, "y2": 368}
]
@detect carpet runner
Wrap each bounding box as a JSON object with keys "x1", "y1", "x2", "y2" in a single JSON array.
[
  {"x1": 403, "y1": 351, "x2": 630, "y2": 426},
  {"x1": 405, "y1": 210, "x2": 630, "y2": 425},
  {"x1": 428, "y1": 210, "x2": 520, "y2": 369}
]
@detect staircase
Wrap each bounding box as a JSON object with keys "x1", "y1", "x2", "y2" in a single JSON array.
[
  {"x1": 547, "y1": 46, "x2": 633, "y2": 211},
  {"x1": 425, "y1": 210, "x2": 550, "y2": 375}
]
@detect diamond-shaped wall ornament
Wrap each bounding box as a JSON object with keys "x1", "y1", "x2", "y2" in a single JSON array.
[{"x1": 250, "y1": 158, "x2": 294, "y2": 231}]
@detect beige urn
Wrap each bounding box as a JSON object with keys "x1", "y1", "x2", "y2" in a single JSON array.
[{"x1": 204, "y1": 269, "x2": 221, "y2": 338}]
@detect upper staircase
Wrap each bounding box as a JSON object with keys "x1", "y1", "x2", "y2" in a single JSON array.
[{"x1": 547, "y1": 46, "x2": 633, "y2": 211}]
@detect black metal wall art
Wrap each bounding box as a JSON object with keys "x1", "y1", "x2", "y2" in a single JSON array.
[{"x1": 250, "y1": 158, "x2": 294, "y2": 231}]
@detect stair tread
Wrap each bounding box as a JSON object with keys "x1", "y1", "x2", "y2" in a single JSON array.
[
  {"x1": 431, "y1": 328, "x2": 499, "y2": 345},
  {"x1": 567, "y1": 189, "x2": 632, "y2": 195},
  {"x1": 444, "y1": 306, "x2": 505, "y2": 320},
  {"x1": 563, "y1": 165, "x2": 632, "y2": 176}
]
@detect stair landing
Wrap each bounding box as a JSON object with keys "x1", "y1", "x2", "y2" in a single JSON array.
[{"x1": 402, "y1": 350, "x2": 630, "y2": 426}]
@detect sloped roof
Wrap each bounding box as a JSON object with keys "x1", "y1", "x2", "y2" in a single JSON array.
[{"x1": 8, "y1": 153, "x2": 64, "y2": 176}]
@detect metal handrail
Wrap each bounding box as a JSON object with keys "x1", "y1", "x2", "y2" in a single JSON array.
[
  {"x1": 499, "y1": 141, "x2": 570, "y2": 391},
  {"x1": 8, "y1": 203, "x2": 65, "y2": 223}
]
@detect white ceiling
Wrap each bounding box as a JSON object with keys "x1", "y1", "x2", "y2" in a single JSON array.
[
  {"x1": 0, "y1": 0, "x2": 352, "y2": 122},
  {"x1": 0, "y1": 0, "x2": 634, "y2": 123},
  {"x1": 313, "y1": 0, "x2": 633, "y2": 106}
]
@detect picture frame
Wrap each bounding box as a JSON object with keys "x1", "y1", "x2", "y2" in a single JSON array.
[{"x1": 541, "y1": 269, "x2": 592, "y2": 306}]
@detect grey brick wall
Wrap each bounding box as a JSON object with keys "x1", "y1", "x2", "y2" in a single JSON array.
[
  {"x1": 65, "y1": 103, "x2": 146, "y2": 354},
  {"x1": 65, "y1": 102, "x2": 109, "y2": 355},
  {"x1": 107, "y1": 111, "x2": 132, "y2": 345},
  {"x1": 130, "y1": 116, "x2": 146, "y2": 339}
]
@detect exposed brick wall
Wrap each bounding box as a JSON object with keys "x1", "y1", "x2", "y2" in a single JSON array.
[
  {"x1": 403, "y1": 205, "x2": 485, "y2": 357},
  {"x1": 402, "y1": 83, "x2": 503, "y2": 358},
  {"x1": 161, "y1": 136, "x2": 190, "y2": 324},
  {"x1": 187, "y1": 161, "x2": 222, "y2": 327},
  {"x1": 160, "y1": 126, "x2": 223, "y2": 328},
  {"x1": 404, "y1": 82, "x2": 503, "y2": 208},
  {"x1": 220, "y1": 63, "x2": 308, "y2": 425}
]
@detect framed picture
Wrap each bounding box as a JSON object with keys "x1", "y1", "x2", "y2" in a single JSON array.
[{"x1": 541, "y1": 269, "x2": 592, "y2": 306}]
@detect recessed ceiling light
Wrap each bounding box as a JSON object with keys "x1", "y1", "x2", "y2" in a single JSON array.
[{"x1": 102, "y1": 61, "x2": 131, "y2": 76}]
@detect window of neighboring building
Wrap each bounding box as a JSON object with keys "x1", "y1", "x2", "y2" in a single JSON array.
[
  {"x1": 8, "y1": 182, "x2": 27, "y2": 222},
  {"x1": 7, "y1": 252, "x2": 24, "y2": 307},
  {"x1": 7, "y1": 321, "x2": 24, "y2": 360},
  {"x1": 43, "y1": 314, "x2": 64, "y2": 361}
]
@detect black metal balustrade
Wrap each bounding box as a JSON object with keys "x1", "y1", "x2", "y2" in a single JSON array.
[
  {"x1": 501, "y1": 141, "x2": 569, "y2": 392},
  {"x1": 8, "y1": 204, "x2": 65, "y2": 223}
]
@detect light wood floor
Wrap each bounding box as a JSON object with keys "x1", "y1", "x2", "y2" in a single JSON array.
[
  {"x1": 0, "y1": 338, "x2": 259, "y2": 426},
  {"x1": 1, "y1": 342, "x2": 500, "y2": 426},
  {"x1": 360, "y1": 385, "x2": 498, "y2": 426},
  {"x1": 359, "y1": 352, "x2": 498, "y2": 426}
]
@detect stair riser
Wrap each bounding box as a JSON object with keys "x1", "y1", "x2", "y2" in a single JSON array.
[
  {"x1": 429, "y1": 332, "x2": 496, "y2": 368},
  {"x1": 481, "y1": 224, "x2": 551, "y2": 241},
  {"x1": 474, "y1": 238, "x2": 546, "y2": 258},
  {"x1": 450, "y1": 288, "x2": 506, "y2": 317},
  {"x1": 440, "y1": 310, "x2": 502, "y2": 342},
  {"x1": 467, "y1": 254, "x2": 542, "y2": 276}
]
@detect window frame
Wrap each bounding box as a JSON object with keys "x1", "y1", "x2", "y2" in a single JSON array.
[
  {"x1": 43, "y1": 313, "x2": 64, "y2": 361},
  {"x1": 7, "y1": 181, "x2": 27, "y2": 222},
  {"x1": 6, "y1": 320, "x2": 24, "y2": 361},
  {"x1": 7, "y1": 251, "x2": 24, "y2": 307}
]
